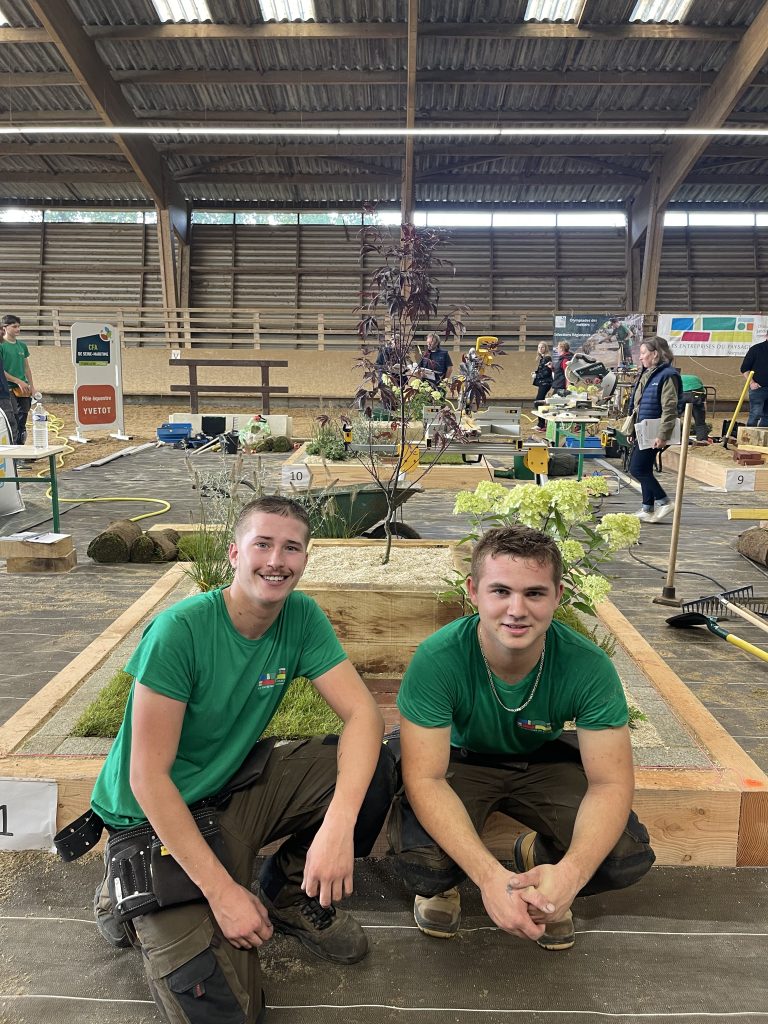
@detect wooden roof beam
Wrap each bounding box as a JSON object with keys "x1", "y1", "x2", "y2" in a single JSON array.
[
  {"x1": 630, "y1": 0, "x2": 768, "y2": 248},
  {"x1": 27, "y1": 0, "x2": 188, "y2": 241}
]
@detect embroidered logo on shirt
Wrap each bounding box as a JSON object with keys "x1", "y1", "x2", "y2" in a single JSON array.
[
  {"x1": 258, "y1": 668, "x2": 287, "y2": 689},
  {"x1": 517, "y1": 719, "x2": 552, "y2": 732}
]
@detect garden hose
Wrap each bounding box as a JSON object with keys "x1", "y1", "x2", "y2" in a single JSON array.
[{"x1": 30, "y1": 411, "x2": 172, "y2": 523}]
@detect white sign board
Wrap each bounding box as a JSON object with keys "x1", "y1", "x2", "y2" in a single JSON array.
[
  {"x1": 658, "y1": 313, "x2": 768, "y2": 357},
  {"x1": 724, "y1": 469, "x2": 756, "y2": 492},
  {"x1": 281, "y1": 465, "x2": 313, "y2": 491},
  {"x1": 0, "y1": 407, "x2": 25, "y2": 518},
  {"x1": 0, "y1": 778, "x2": 58, "y2": 851},
  {"x1": 71, "y1": 321, "x2": 125, "y2": 435}
]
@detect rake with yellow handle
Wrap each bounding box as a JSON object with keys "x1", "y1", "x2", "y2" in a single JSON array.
[{"x1": 666, "y1": 609, "x2": 768, "y2": 663}]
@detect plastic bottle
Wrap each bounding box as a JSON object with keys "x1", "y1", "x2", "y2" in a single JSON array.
[{"x1": 31, "y1": 400, "x2": 49, "y2": 449}]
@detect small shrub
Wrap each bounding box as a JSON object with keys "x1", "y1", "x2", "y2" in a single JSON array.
[{"x1": 272, "y1": 435, "x2": 293, "y2": 453}]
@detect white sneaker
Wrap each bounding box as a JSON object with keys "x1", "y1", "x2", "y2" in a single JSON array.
[
  {"x1": 653, "y1": 501, "x2": 674, "y2": 521},
  {"x1": 633, "y1": 508, "x2": 655, "y2": 521}
]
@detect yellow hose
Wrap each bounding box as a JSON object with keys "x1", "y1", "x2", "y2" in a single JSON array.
[{"x1": 33, "y1": 413, "x2": 171, "y2": 523}]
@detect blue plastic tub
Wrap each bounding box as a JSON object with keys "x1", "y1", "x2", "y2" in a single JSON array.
[
  {"x1": 563, "y1": 435, "x2": 603, "y2": 458},
  {"x1": 157, "y1": 422, "x2": 193, "y2": 443}
]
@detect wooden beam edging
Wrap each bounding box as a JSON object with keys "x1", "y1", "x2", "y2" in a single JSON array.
[
  {"x1": 597, "y1": 598, "x2": 768, "y2": 792},
  {"x1": 597, "y1": 597, "x2": 768, "y2": 865},
  {"x1": 0, "y1": 562, "x2": 186, "y2": 758}
]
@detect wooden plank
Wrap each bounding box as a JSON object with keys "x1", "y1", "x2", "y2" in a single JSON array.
[
  {"x1": 737, "y1": 791, "x2": 768, "y2": 866},
  {"x1": 665, "y1": 448, "x2": 768, "y2": 491},
  {"x1": 0, "y1": 562, "x2": 185, "y2": 757},
  {"x1": 727, "y1": 508, "x2": 768, "y2": 520},
  {"x1": 0, "y1": 534, "x2": 73, "y2": 558},
  {"x1": 6, "y1": 550, "x2": 77, "y2": 574}
]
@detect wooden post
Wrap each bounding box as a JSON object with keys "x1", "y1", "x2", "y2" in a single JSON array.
[
  {"x1": 519, "y1": 312, "x2": 527, "y2": 352},
  {"x1": 253, "y1": 310, "x2": 261, "y2": 350},
  {"x1": 51, "y1": 306, "x2": 61, "y2": 347},
  {"x1": 637, "y1": 159, "x2": 665, "y2": 314},
  {"x1": 318, "y1": 311, "x2": 325, "y2": 351}
]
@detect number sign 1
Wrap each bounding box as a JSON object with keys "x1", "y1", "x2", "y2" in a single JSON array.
[
  {"x1": 0, "y1": 778, "x2": 58, "y2": 851},
  {"x1": 281, "y1": 465, "x2": 313, "y2": 492}
]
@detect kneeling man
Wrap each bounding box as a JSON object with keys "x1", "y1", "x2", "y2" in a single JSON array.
[
  {"x1": 390, "y1": 524, "x2": 654, "y2": 950},
  {"x1": 90, "y1": 497, "x2": 395, "y2": 1022}
]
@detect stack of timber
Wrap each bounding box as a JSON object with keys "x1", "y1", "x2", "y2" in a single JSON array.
[{"x1": 0, "y1": 533, "x2": 77, "y2": 574}]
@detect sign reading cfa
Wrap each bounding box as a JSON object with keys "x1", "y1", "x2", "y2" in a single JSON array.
[{"x1": 71, "y1": 322, "x2": 125, "y2": 436}]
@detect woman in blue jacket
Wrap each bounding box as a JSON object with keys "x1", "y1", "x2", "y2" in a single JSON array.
[{"x1": 626, "y1": 336, "x2": 681, "y2": 523}]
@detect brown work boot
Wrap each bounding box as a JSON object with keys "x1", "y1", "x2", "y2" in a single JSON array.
[
  {"x1": 514, "y1": 830, "x2": 575, "y2": 951},
  {"x1": 261, "y1": 887, "x2": 368, "y2": 965},
  {"x1": 413, "y1": 887, "x2": 461, "y2": 938}
]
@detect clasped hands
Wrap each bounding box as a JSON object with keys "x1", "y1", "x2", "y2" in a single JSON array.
[{"x1": 481, "y1": 861, "x2": 578, "y2": 943}]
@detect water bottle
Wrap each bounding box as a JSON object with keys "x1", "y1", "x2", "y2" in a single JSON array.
[{"x1": 31, "y1": 400, "x2": 49, "y2": 449}]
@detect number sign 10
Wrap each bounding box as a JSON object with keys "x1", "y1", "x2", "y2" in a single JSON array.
[{"x1": 281, "y1": 465, "x2": 313, "y2": 492}]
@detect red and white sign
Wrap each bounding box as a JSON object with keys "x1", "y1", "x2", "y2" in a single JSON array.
[{"x1": 71, "y1": 321, "x2": 125, "y2": 436}]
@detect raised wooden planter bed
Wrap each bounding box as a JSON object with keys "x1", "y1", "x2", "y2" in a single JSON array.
[
  {"x1": 1, "y1": 560, "x2": 767, "y2": 866},
  {"x1": 285, "y1": 442, "x2": 495, "y2": 491},
  {"x1": 297, "y1": 538, "x2": 466, "y2": 674},
  {"x1": 664, "y1": 446, "x2": 768, "y2": 492}
]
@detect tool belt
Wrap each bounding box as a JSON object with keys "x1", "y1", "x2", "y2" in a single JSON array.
[{"x1": 54, "y1": 736, "x2": 277, "y2": 922}]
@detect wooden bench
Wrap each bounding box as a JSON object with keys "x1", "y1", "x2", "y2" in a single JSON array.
[{"x1": 169, "y1": 358, "x2": 289, "y2": 413}]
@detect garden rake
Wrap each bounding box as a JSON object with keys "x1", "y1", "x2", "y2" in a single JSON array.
[{"x1": 667, "y1": 585, "x2": 768, "y2": 663}]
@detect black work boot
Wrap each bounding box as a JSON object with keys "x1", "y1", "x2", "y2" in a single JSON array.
[{"x1": 259, "y1": 857, "x2": 368, "y2": 965}]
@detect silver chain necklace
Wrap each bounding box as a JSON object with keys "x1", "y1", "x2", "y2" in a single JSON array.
[{"x1": 477, "y1": 626, "x2": 546, "y2": 714}]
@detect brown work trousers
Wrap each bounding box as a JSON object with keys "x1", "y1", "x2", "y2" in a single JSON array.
[
  {"x1": 99, "y1": 737, "x2": 394, "y2": 1024},
  {"x1": 389, "y1": 740, "x2": 655, "y2": 898}
]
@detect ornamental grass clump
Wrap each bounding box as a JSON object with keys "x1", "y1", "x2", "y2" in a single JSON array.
[{"x1": 452, "y1": 478, "x2": 640, "y2": 615}]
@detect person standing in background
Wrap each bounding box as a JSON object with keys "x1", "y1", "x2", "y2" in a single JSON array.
[
  {"x1": 551, "y1": 341, "x2": 573, "y2": 395},
  {"x1": 531, "y1": 342, "x2": 553, "y2": 431},
  {"x1": 740, "y1": 332, "x2": 768, "y2": 428},
  {"x1": 417, "y1": 333, "x2": 453, "y2": 385},
  {"x1": 0, "y1": 324, "x2": 20, "y2": 443},
  {"x1": 1, "y1": 314, "x2": 35, "y2": 444}
]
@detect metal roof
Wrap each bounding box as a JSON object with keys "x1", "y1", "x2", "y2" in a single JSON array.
[{"x1": 0, "y1": 0, "x2": 767, "y2": 208}]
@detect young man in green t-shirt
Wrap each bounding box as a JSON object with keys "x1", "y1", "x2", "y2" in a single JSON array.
[
  {"x1": 1, "y1": 314, "x2": 35, "y2": 443},
  {"x1": 390, "y1": 524, "x2": 654, "y2": 951},
  {"x1": 91, "y1": 496, "x2": 395, "y2": 1024}
]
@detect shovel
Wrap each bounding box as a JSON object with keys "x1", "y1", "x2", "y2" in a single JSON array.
[{"x1": 666, "y1": 611, "x2": 768, "y2": 663}]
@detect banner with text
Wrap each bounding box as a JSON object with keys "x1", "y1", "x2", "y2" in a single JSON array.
[
  {"x1": 71, "y1": 321, "x2": 125, "y2": 435},
  {"x1": 553, "y1": 313, "x2": 644, "y2": 368},
  {"x1": 657, "y1": 313, "x2": 768, "y2": 357}
]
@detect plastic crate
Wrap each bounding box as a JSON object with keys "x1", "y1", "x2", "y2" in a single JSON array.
[
  {"x1": 563, "y1": 435, "x2": 603, "y2": 458},
  {"x1": 157, "y1": 422, "x2": 193, "y2": 443}
]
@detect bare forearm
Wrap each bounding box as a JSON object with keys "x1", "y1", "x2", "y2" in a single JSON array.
[
  {"x1": 327, "y1": 704, "x2": 384, "y2": 826},
  {"x1": 131, "y1": 773, "x2": 232, "y2": 900},
  {"x1": 406, "y1": 776, "x2": 500, "y2": 888},
  {"x1": 559, "y1": 781, "x2": 633, "y2": 891}
]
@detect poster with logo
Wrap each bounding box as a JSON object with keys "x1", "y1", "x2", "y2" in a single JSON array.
[
  {"x1": 71, "y1": 322, "x2": 125, "y2": 436},
  {"x1": 657, "y1": 313, "x2": 768, "y2": 357},
  {"x1": 553, "y1": 313, "x2": 644, "y2": 368},
  {"x1": 0, "y1": 406, "x2": 24, "y2": 518}
]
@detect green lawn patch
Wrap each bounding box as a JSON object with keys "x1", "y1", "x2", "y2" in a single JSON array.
[
  {"x1": 71, "y1": 669, "x2": 341, "y2": 740},
  {"x1": 420, "y1": 452, "x2": 467, "y2": 465}
]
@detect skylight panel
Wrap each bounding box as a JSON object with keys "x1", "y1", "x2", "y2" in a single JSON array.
[
  {"x1": 523, "y1": 1, "x2": 587, "y2": 22},
  {"x1": 151, "y1": 0, "x2": 212, "y2": 22},
  {"x1": 629, "y1": 0, "x2": 693, "y2": 23},
  {"x1": 258, "y1": 0, "x2": 316, "y2": 20},
  {"x1": 0, "y1": 5, "x2": 9, "y2": 26}
]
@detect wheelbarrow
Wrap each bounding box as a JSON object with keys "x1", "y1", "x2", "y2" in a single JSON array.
[{"x1": 307, "y1": 481, "x2": 423, "y2": 539}]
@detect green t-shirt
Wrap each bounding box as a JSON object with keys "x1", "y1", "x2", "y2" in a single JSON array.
[
  {"x1": 92, "y1": 588, "x2": 347, "y2": 828},
  {"x1": 397, "y1": 615, "x2": 627, "y2": 755},
  {"x1": 0, "y1": 339, "x2": 29, "y2": 383},
  {"x1": 681, "y1": 374, "x2": 704, "y2": 393}
]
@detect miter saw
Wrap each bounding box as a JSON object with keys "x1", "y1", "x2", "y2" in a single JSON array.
[{"x1": 565, "y1": 352, "x2": 618, "y2": 402}]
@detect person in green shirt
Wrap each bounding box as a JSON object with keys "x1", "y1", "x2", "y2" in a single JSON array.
[
  {"x1": 1, "y1": 314, "x2": 35, "y2": 443},
  {"x1": 91, "y1": 496, "x2": 395, "y2": 1024},
  {"x1": 680, "y1": 372, "x2": 710, "y2": 443},
  {"x1": 390, "y1": 524, "x2": 654, "y2": 952}
]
